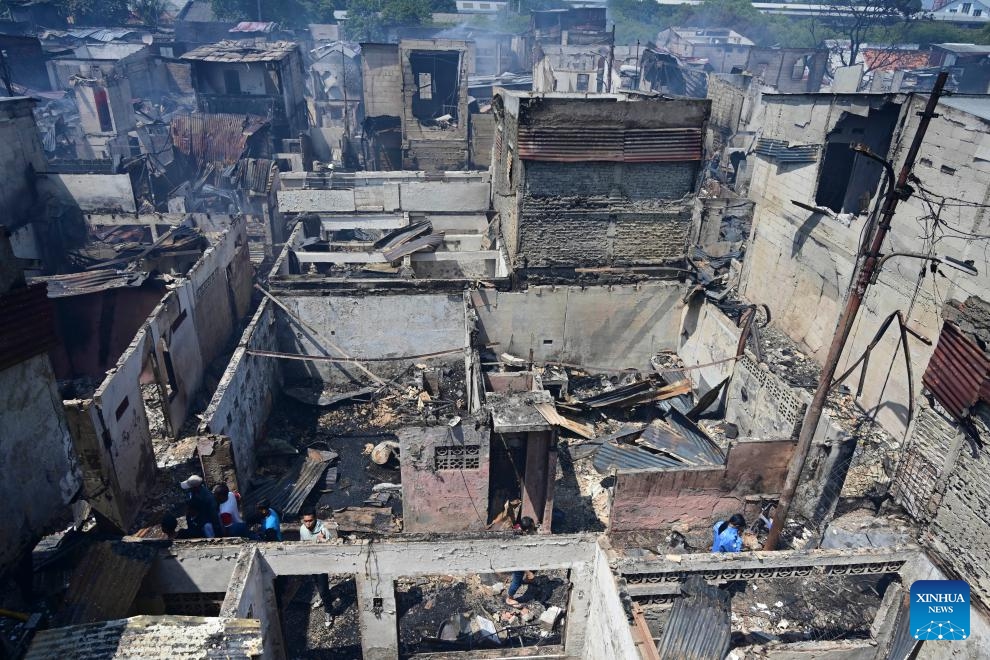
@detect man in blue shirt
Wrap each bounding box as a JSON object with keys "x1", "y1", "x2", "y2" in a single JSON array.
[
  {"x1": 712, "y1": 514, "x2": 746, "y2": 553},
  {"x1": 257, "y1": 498, "x2": 283, "y2": 541}
]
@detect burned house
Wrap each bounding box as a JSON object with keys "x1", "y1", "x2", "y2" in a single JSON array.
[
  {"x1": 657, "y1": 27, "x2": 755, "y2": 75},
  {"x1": 361, "y1": 39, "x2": 474, "y2": 171},
  {"x1": 530, "y1": 7, "x2": 609, "y2": 48},
  {"x1": 491, "y1": 89, "x2": 709, "y2": 271},
  {"x1": 182, "y1": 40, "x2": 308, "y2": 139},
  {"x1": 532, "y1": 44, "x2": 612, "y2": 93}
]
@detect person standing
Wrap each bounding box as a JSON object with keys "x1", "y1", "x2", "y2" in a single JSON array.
[
  {"x1": 300, "y1": 508, "x2": 334, "y2": 611},
  {"x1": 711, "y1": 514, "x2": 746, "y2": 553},
  {"x1": 505, "y1": 516, "x2": 537, "y2": 609}
]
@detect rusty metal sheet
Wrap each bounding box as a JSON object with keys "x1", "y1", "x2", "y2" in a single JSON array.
[
  {"x1": 922, "y1": 321, "x2": 990, "y2": 419},
  {"x1": 0, "y1": 283, "x2": 56, "y2": 371},
  {"x1": 35, "y1": 270, "x2": 149, "y2": 298},
  {"x1": 517, "y1": 126, "x2": 702, "y2": 163},
  {"x1": 171, "y1": 112, "x2": 270, "y2": 166},
  {"x1": 56, "y1": 541, "x2": 156, "y2": 626}
]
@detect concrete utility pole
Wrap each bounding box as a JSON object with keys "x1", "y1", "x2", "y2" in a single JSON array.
[{"x1": 762, "y1": 70, "x2": 950, "y2": 551}]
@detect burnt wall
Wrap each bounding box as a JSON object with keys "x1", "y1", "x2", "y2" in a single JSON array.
[
  {"x1": 398, "y1": 424, "x2": 490, "y2": 533},
  {"x1": 524, "y1": 161, "x2": 697, "y2": 200},
  {"x1": 609, "y1": 439, "x2": 794, "y2": 534},
  {"x1": 891, "y1": 297, "x2": 990, "y2": 607},
  {"x1": 517, "y1": 206, "x2": 694, "y2": 267}
]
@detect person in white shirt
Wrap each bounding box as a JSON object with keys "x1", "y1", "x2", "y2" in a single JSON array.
[
  {"x1": 213, "y1": 483, "x2": 247, "y2": 537},
  {"x1": 300, "y1": 508, "x2": 334, "y2": 611}
]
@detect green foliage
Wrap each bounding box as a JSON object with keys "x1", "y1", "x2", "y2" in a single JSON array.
[
  {"x1": 130, "y1": 0, "x2": 168, "y2": 26},
  {"x1": 608, "y1": 0, "x2": 990, "y2": 50},
  {"x1": 380, "y1": 0, "x2": 431, "y2": 25},
  {"x1": 18, "y1": 0, "x2": 132, "y2": 24},
  {"x1": 211, "y1": 0, "x2": 342, "y2": 27}
]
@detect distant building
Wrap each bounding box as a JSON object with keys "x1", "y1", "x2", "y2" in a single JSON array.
[
  {"x1": 931, "y1": 0, "x2": 990, "y2": 22},
  {"x1": 930, "y1": 43, "x2": 990, "y2": 92},
  {"x1": 182, "y1": 40, "x2": 308, "y2": 138},
  {"x1": 360, "y1": 39, "x2": 475, "y2": 171},
  {"x1": 530, "y1": 7, "x2": 608, "y2": 47},
  {"x1": 532, "y1": 44, "x2": 611, "y2": 93},
  {"x1": 656, "y1": 27, "x2": 755, "y2": 74},
  {"x1": 455, "y1": 0, "x2": 508, "y2": 13}
]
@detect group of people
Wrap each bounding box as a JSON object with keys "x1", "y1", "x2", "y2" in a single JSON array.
[{"x1": 160, "y1": 473, "x2": 284, "y2": 541}]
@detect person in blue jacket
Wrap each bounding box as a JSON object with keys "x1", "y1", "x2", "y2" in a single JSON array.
[
  {"x1": 256, "y1": 498, "x2": 283, "y2": 541},
  {"x1": 711, "y1": 514, "x2": 746, "y2": 553}
]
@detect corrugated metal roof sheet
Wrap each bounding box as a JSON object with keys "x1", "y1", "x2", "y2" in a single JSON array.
[
  {"x1": 641, "y1": 410, "x2": 724, "y2": 466},
  {"x1": 171, "y1": 112, "x2": 269, "y2": 166},
  {"x1": 517, "y1": 126, "x2": 703, "y2": 163},
  {"x1": 25, "y1": 615, "x2": 263, "y2": 659},
  {"x1": 923, "y1": 321, "x2": 990, "y2": 419},
  {"x1": 593, "y1": 440, "x2": 683, "y2": 472},
  {"x1": 230, "y1": 21, "x2": 278, "y2": 33},
  {"x1": 182, "y1": 40, "x2": 298, "y2": 62},
  {"x1": 656, "y1": 577, "x2": 731, "y2": 660},
  {"x1": 754, "y1": 138, "x2": 820, "y2": 163},
  {"x1": 0, "y1": 282, "x2": 56, "y2": 372},
  {"x1": 35, "y1": 270, "x2": 149, "y2": 298},
  {"x1": 66, "y1": 28, "x2": 139, "y2": 42},
  {"x1": 55, "y1": 541, "x2": 156, "y2": 626}
]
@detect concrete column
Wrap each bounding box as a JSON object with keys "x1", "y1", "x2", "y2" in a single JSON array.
[
  {"x1": 356, "y1": 573, "x2": 399, "y2": 660},
  {"x1": 564, "y1": 561, "x2": 594, "y2": 653}
]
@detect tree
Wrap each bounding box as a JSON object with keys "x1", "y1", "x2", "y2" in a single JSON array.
[
  {"x1": 130, "y1": 0, "x2": 167, "y2": 26},
  {"x1": 811, "y1": 0, "x2": 924, "y2": 73},
  {"x1": 343, "y1": 0, "x2": 434, "y2": 42}
]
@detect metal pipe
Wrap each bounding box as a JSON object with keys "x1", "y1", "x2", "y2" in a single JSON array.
[{"x1": 762, "y1": 71, "x2": 950, "y2": 551}]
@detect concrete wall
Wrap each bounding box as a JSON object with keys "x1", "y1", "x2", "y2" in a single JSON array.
[
  {"x1": 609, "y1": 438, "x2": 795, "y2": 533},
  {"x1": 0, "y1": 353, "x2": 81, "y2": 575},
  {"x1": 46, "y1": 174, "x2": 136, "y2": 213},
  {"x1": 200, "y1": 299, "x2": 281, "y2": 488},
  {"x1": 276, "y1": 293, "x2": 467, "y2": 386},
  {"x1": 740, "y1": 94, "x2": 990, "y2": 437},
  {"x1": 902, "y1": 552, "x2": 990, "y2": 659},
  {"x1": 65, "y1": 329, "x2": 157, "y2": 531},
  {"x1": 146, "y1": 218, "x2": 253, "y2": 437},
  {"x1": 277, "y1": 179, "x2": 489, "y2": 214},
  {"x1": 472, "y1": 282, "x2": 688, "y2": 369},
  {"x1": 678, "y1": 300, "x2": 741, "y2": 397},
  {"x1": 0, "y1": 98, "x2": 48, "y2": 265},
  {"x1": 583, "y1": 541, "x2": 640, "y2": 660},
  {"x1": 361, "y1": 44, "x2": 402, "y2": 118},
  {"x1": 725, "y1": 354, "x2": 809, "y2": 440},
  {"x1": 398, "y1": 424, "x2": 490, "y2": 533},
  {"x1": 220, "y1": 550, "x2": 284, "y2": 660}
]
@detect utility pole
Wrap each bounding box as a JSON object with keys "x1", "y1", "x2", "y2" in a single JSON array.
[
  {"x1": 0, "y1": 48, "x2": 12, "y2": 96},
  {"x1": 762, "y1": 70, "x2": 949, "y2": 551},
  {"x1": 607, "y1": 25, "x2": 616, "y2": 93}
]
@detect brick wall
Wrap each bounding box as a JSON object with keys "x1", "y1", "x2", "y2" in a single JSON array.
[
  {"x1": 926, "y1": 410, "x2": 990, "y2": 608},
  {"x1": 524, "y1": 161, "x2": 697, "y2": 200},
  {"x1": 516, "y1": 207, "x2": 694, "y2": 267},
  {"x1": 725, "y1": 354, "x2": 808, "y2": 440}
]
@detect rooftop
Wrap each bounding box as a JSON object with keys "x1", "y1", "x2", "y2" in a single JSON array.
[{"x1": 181, "y1": 40, "x2": 299, "y2": 63}]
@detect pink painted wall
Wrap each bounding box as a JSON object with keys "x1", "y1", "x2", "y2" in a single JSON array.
[{"x1": 609, "y1": 439, "x2": 795, "y2": 532}]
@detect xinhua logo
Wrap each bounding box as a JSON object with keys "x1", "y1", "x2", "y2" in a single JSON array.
[{"x1": 910, "y1": 580, "x2": 970, "y2": 641}]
